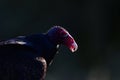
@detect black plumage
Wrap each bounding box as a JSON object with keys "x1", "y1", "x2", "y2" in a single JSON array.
[{"x1": 0, "y1": 26, "x2": 78, "y2": 80}]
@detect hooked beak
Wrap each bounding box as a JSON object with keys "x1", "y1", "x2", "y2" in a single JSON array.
[
  {"x1": 69, "y1": 41, "x2": 78, "y2": 52},
  {"x1": 62, "y1": 33, "x2": 78, "y2": 53}
]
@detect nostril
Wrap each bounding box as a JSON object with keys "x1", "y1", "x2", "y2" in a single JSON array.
[{"x1": 72, "y1": 47, "x2": 75, "y2": 50}]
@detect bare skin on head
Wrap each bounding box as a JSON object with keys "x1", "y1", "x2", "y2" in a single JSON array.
[{"x1": 47, "y1": 26, "x2": 78, "y2": 52}]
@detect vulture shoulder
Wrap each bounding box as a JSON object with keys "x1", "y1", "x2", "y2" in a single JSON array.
[{"x1": 0, "y1": 44, "x2": 47, "y2": 80}]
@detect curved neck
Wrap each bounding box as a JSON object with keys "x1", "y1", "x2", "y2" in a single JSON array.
[
  {"x1": 45, "y1": 30, "x2": 61, "y2": 45},
  {"x1": 44, "y1": 34, "x2": 59, "y2": 66}
]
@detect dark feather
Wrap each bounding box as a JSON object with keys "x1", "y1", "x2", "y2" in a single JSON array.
[
  {"x1": 0, "y1": 34, "x2": 57, "y2": 80},
  {"x1": 0, "y1": 26, "x2": 78, "y2": 80}
]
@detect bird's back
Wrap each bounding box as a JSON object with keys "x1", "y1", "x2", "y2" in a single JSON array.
[{"x1": 0, "y1": 44, "x2": 46, "y2": 80}]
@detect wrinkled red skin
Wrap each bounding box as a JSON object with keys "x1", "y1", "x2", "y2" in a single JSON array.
[
  {"x1": 54, "y1": 26, "x2": 78, "y2": 52},
  {"x1": 47, "y1": 26, "x2": 78, "y2": 52}
]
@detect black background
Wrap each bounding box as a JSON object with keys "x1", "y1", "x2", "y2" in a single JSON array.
[{"x1": 0, "y1": 0, "x2": 120, "y2": 80}]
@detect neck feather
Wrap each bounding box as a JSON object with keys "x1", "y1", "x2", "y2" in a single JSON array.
[{"x1": 46, "y1": 28, "x2": 60, "y2": 45}]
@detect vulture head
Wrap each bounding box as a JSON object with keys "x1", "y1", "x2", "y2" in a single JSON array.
[{"x1": 46, "y1": 26, "x2": 78, "y2": 52}]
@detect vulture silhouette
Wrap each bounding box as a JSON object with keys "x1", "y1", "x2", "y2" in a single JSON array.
[{"x1": 0, "y1": 26, "x2": 78, "y2": 80}]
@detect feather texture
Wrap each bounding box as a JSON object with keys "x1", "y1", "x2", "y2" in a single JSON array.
[{"x1": 0, "y1": 26, "x2": 78, "y2": 80}]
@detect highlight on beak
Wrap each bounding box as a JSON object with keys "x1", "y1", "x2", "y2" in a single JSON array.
[
  {"x1": 69, "y1": 41, "x2": 78, "y2": 52},
  {"x1": 48, "y1": 26, "x2": 78, "y2": 52}
]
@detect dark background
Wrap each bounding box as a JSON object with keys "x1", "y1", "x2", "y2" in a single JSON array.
[{"x1": 0, "y1": 0, "x2": 120, "y2": 80}]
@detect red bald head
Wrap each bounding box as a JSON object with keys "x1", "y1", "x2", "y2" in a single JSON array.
[{"x1": 47, "y1": 26, "x2": 78, "y2": 52}]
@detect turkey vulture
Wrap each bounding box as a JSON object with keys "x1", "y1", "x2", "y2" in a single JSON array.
[{"x1": 0, "y1": 26, "x2": 78, "y2": 80}]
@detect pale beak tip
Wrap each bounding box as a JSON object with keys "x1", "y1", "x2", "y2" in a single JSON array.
[{"x1": 70, "y1": 42, "x2": 78, "y2": 53}]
